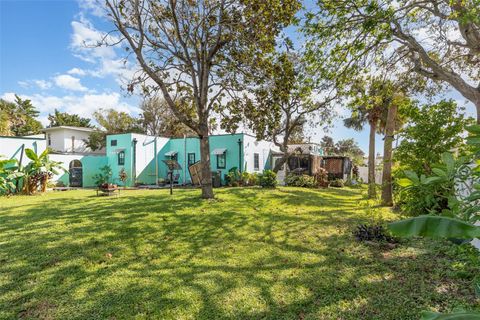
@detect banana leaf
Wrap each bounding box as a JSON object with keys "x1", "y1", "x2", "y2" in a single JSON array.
[{"x1": 388, "y1": 215, "x2": 480, "y2": 239}]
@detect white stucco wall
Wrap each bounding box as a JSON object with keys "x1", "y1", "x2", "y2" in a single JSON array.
[
  {"x1": 0, "y1": 136, "x2": 47, "y2": 166},
  {"x1": 45, "y1": 128, "x2": 99, "y2": 153},
  {"x1": 132, "y1": 134, "x2": 170, "y2": 181},
  {"x1": 243, "y1": 135, "x2": 280, "y2": 173}
]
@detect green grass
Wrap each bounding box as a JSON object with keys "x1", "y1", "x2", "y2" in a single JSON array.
[{"x1": 0, "y1": 187, "x2": 478, "y2": 319}]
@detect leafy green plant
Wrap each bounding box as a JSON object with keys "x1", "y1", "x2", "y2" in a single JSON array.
[
  {"x1": 0, "y1": 158, "x2": 23, "y2": 195},
  {"x1": 258, "y1": 170, "x2": 277, "y2": 188},
  {"x1": 388, "y1": 125, "x2": 480, "y2": 319},
  {"x1": 23, "y1": 148, "x2": 66, "y2": 194},
  {"x1": 285, "y1": 173, "x2": 316, "y2": 187},
  {"x1": 119, "y1": 168, "x2": 128, "y2": 188},
  {"x1": 396, "y1": 153, "x2": 469, "y2": 216},
  {"x1": 330, "y1": 179, "x2": 345, "y2": 188},
  {"x1": 92, "y1": 165, "x2": 113, "y2": 187}
]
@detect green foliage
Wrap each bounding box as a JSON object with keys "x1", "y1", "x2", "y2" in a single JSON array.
[
  {"x1": 389, "y1": 215, "x2": 480, "y2": 239},
  {"x1": 396, "y1": 153, "x2": 469, "y2": 216},
  {"x1": 23, "y1": 148, "x2": 67, "y2": 194},
  {"x1": 329, "y1": 179, "x2": 345, "y2": 188},
  {"x1": 389, "y1": 125, "x2": 480, "y2": 319},
  {"x1": 140, "y1": 96, "x2": 195, "y2": 137},
  {"x1": 92, "y1": 165, "x2": 113, "y2": 187},
  {"x1": 0, "y1": 95, "x2": 42, "y2": 136},
  {"x1": 395, "y1": 100, "x2": 473, "y2": 174},
  {"x1": 258, "y1": 170, "x2": 277, "y2": 188},
  {"x1": 0, "y1": 158, "x2": 23, "y2": 195},
  {"x1": 420, "y1": 310, "x2": 480, "y2": 320},
  {"x1": 285, "y1": 174, "x2": 316, "y2": 188},
  {"x1": 86, "y1": 109, "x2": 144, "y2": 151},
  {"x1": 1, "y1": 188, "x2": 478, "y2": 319},
  {"x1": 48, "y1": 109, "x2": 92, "y2": 128}
]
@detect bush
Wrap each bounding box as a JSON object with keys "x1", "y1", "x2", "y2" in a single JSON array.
[
  {"x1": 395, "y1": 153, "x2": 467, "y2": 216},
  {"x1": 92, "y1": 165, "x2": 113, "y2": 187},
  {"x1": 329, "y1": 179, "x2": 345, "y2": 188},
  {"x1": 258, "y1": 170, "x2": 277, "y2": 188},
  {"x1": 285, "y1": 173, "x2": 316, "y2": 187},
  {"x1": 314, "y1": 168, "x2": 329, "y2": 188}
]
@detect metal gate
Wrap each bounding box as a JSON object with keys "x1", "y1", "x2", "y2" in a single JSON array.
[{"x1": 69, "y1": 160, "x2": 83, "y2": 187}]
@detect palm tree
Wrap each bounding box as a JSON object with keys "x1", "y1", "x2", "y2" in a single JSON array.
[{"x1": 344, "y1": 79, "x2": 392, "y2": 199}]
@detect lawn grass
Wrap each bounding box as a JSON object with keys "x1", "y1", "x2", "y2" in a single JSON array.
[{"x1": 0, "y1": 187, "x2": 478, "y2": 319}]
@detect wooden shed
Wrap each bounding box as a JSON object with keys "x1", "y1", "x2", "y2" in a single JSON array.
[{"x1": 321, "y1": 156, "x2": 352, "y2": 180}]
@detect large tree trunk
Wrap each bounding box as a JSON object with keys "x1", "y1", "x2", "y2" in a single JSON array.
[
  {"x1": 199, "y1": 133, "x2": 214, "y2": 199},
  {"x1": 474, "y1": 97, "x2": 480, "y2": 124},
  {"x1": 368, "y1": 121, "x2": 377, "y2": 199},
  {"x1": 381, "y1": 104, "x2": 398, "y2": 206},
  {"x1": 273, "y1": 155, "x2": 288, "y2": 173}
]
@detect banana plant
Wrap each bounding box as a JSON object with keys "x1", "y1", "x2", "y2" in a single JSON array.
[
  {"x1": 23, "y1": 148, "x2": 67, "y2": 194},
  {"x1": 389, "y1": 125, "x2": 480, "y2": 319},
  {"x1": 0, "y1": 158, "x2": 24, "y2": 195}
]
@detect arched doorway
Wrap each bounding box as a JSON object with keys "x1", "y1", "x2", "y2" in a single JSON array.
[{"x1": 69, "y1": 160, "x2": 83, "y2": 187}]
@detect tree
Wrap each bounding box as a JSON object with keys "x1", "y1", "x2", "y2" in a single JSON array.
[
  {"x1": 86, "y1": 108, "x2": 143, "y2": 151},
  {"x1": 320, "y1": 136, "x2": 335, "y2": 155},
  {"x1": 304, "y1": 0, "x2": 480, "y2": 122},
  {"x1": 140, "y1": 96, "x2": 195, "y2": 137},
  {"x1": 0, "y1": 95, "x2": 42, "y2": 136},
  {"x1": 102, "y1": 0, "x2": 300, "y2": 198},
  {"x1": 395, "y1": 100, "x2": 473, "y2": 175},
  {"x1": 334, "y1": 138, "x2": 365, "y2": 165},
  {"x1": 344, "y1": 79, "x2": 389, "y2": 199},
  {"x1": 223, "y1": 53, "x2": 335, "y2": 173},
  {"x1": 47, "y1": 109, "x2": 92, "y2": 128}
]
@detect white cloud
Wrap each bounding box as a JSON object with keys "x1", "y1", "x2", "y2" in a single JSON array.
[
  {"x1": 34, "y1": 80, "x2": 52, "y2": 90},
  {"x1": 17, "y1": 79, "x2": 52, "y2": 90},
  {"x1": 1, "y1": 91, "x2": 139, "y2": 126},
  {"x1": 69, "y1": 16, "x2": 136, "y2": 85},
  {"x1": 54, "y1": 74, "x2": 88, "y2": 92},
  {"x1": 67, "y1": 67, "x2": 87, "y2": 76}
]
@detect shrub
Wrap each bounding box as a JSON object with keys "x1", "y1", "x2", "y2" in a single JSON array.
[
  {"x1": 92, "y1": 165, "x2": 113, "y2": 187},
  {"x1": 314, "y1": 168, "x2": 329, "y2": 188},
  {"x1": 258, "y1": 170, "x2": 277, "y2": 188},
  {"x1": 395, "y1": 153, "x2": 467, "y2": 216},
  {"x1": 329, "y1": 179, "x2": 345, "y2": 188},
  {"x1": 285, "y1": 173, "x2": 316, "y2": 187}
]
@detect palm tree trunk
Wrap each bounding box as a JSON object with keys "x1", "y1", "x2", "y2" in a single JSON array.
[
  {"x1": 368, "y1": 121, "x2": 377, "y2": 199},
  {"x1": 381, "y1": 104, "x2": 398, "y2": 206}
]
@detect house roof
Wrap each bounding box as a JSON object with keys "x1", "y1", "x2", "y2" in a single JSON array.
[{"x1": 42, "y1": 126, "x2": 95, "y2": 133}]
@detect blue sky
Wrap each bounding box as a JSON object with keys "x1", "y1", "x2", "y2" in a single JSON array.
[{"x1": 0, "y1": 0, "x2": 475, "y2": 154}]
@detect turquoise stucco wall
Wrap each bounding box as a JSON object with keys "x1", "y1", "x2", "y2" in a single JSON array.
[{"x1": 106, "y1": 133, "x2": 134, "y2": 187}]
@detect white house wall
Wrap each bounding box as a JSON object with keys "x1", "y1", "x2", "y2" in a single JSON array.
[
  {"x1": 243, "y1": 135, "x2": 280, "y2": 173},
  {"x1": 132, "y1": 134, "x2": 169, "y2": 183},
  {"x1": 0, "y1": 137, "x2": 47, "y2": 166}
]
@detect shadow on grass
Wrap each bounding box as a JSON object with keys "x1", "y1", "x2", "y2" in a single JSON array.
[{"x1": 0, "y1": 187, "x2": 478, "y2": 319}]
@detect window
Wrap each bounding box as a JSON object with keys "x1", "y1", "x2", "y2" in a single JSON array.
[
  {"x1": 188, "y1": 153, "x2": 196, "y2": 166},
  {"x1": 216, "y1": 153, "x2": 226, "y2": 169},
  {"x1": 111, "y1": 139, "x2": 117, "y2": 146},
  {"x1": 118, "y1": 151, "x2": 125, "y2": 165},
  {"x1": 47, "y1": 134, "x2": 51, "y2": 146},
  {"x1": 254, "y1": 153, "x2": 260, "y2": 171}
]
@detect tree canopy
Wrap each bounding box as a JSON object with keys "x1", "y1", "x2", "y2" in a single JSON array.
[
  {"x1": 304, "y1": 0, "x2": 480, "y2": 121},
  {"x1": 103, "y1": 0, "x2": 300, "y2": 198},
  {"x1": 0, "y1": 95, "x2": 42, "y2": 136},
  {"x1": 47, "y1": 109, "x2": 92, "y2": 128}
]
